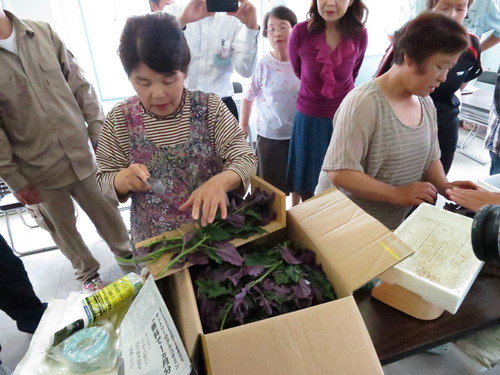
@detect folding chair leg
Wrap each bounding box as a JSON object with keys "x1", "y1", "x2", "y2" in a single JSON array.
[
  {"x1": 4, "y1": 211, "x2": 17, "y2": 254},
  {"x1": 4, "y1": 210, "x2": 58, "y2": 257},
  {"x1": 17, "y1": 208, "x2": 39, "y2": 229}
]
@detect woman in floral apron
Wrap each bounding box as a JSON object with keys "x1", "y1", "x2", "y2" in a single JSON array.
[{"x1": 95, "y1": 12, "x2": 257, "y2": 244}]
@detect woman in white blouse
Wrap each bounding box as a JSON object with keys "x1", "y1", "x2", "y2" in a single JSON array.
[{"x1": 239, "y1": 6, "x2": 300, "y2": 194}]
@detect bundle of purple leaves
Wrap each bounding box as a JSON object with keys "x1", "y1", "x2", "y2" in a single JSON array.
[
  {"x1": 192, "y1": 242, "x2": 336, "y2": 333},
  {"x1": 118, "y1": 188, "x2": 277, "y2": 277}
]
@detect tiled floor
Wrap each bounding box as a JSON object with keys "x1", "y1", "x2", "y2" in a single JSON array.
[{"x1": 1, "y1": 128, "x2": 499, "y2": 374}]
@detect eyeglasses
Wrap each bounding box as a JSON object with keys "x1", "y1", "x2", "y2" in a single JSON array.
[{"x1": 265, "y1": 25, "x2": 291, "y2": 35}]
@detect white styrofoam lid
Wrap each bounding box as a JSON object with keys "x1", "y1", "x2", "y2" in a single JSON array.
[{"x1": 379, "y1": 204, "x2": 484, "y2": 314}]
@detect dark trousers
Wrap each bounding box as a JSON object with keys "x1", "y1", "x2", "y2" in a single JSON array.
[
  {"x1": 221, "y1": 96, "x2": 239, "y2": 121},
  {"x1": 0, "y1": 234, "x2": 46, "y2": 334},
  {"x1": 490, "y1": 151, "x2": 500, "y2": 175},
  {"x1": 437, "y1": 114, "x2": 460, "y2": 175}
]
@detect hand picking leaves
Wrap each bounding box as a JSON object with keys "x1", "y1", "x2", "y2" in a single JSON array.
[
  {"x1": 117, "y1": 188, "x2": 276, "y2": 276},
  {"x1": 192, "y1": 242, "x2": 336, "y2": 333}
]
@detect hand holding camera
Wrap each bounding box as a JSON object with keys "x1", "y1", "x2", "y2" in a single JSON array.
[{"x1": 227, "y1": 0, "x2": 258, "y2": 30}]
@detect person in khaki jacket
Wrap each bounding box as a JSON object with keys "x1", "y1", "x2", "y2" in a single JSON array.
[{"x1": 0, "y1": 8, "x2": 133, "y2": 292}]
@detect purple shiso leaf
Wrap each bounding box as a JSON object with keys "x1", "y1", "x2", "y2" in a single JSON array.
[
  {"x1": 262, "y1": 279, "x2": 291, "y2": 296},
  {"x1": 233, "y1": 285, "x2": 250, "y2": 324},
  {"x1": 225, "y1": 265, "x2": 264, "y2": 286},
  {"x1": 212, "y1": 270, "x2": 229, "y2": 282},
  {"x1": 134, "y1": 246, "x2": 151, "y2": 258},
  {"x1": 274, "y1": 284, "x2": 292, "y2": 297},
  {"x1": 291, "y1": 278, "x2": 312, "y2": 299},
  {"x1": 214, "y1": 242, "x2": 244, "y2": 266},
  {"x1": 186, "y1": 250, "x2": 210, "y2": 265},
  {"x1": 258, "y1": 211, "x2": 277, "y2": 226},
  {"x1": 279, "y1": 246, "x2": 302, "y2": 264},
  {"x1": 261, "y1": 278, "x2": 276, "y2": 291},
  {"x1": 296, "y1": 249, "x2": 315, "y2": 264},
  {"x1": 170, "y1": 252, "x2": 187, "y2": 269},
  {"x1": 225, "y1": 212, "x2": 246, "y2": 228},
  {"x1": 226, "y1": 267, "x2": 245, "y2": 286},
  {"x1": 258, "y1": 295, "x2": 274, "y2": 315},
  {"x1": 182, "y1": 231, "x2": 196, "y2": 246},
  {"x1": 245, "y1": 265, "x2": 265, "y2": 277},
  {"x1": 198, "y1": 293, "x2": 222, "y2": 334}
]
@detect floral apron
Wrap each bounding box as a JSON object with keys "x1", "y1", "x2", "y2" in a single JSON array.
[{"x1": 122, "y1": 91, "x2": 223, "y2": 243}]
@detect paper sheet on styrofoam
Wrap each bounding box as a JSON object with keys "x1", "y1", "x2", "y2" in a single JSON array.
[{"x1": 378, "y1": 203, "x2": 483, "y2": 314}]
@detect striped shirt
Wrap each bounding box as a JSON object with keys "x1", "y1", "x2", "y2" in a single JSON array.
[
  {"x1": 484, "y1": 67, "x2": 500, "y2": 156},
  {"x1": 316, "y1": 80, "x2": 440, "y2": 230},
  {"x1": 96, "y1": 90, "x2": 257, "y2": 202}
]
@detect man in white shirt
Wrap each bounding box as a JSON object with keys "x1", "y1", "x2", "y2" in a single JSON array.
[
  {"x1": 149, "y1": 0, "x2": 174, "y2": 12},
  {"x1": 168, "y1": 0, "x2": 259, "y2": 119},
  {"x1": 463, "y1": 0, "x2": 500, "y2": 51}
]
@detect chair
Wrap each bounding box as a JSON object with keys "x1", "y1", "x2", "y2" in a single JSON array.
[
  {"x1": 458, "y1": 71, "x2": 496, "y2": 164},
  {"x1": 0, "y1": 180, "x2": 58, "y2": 256}
]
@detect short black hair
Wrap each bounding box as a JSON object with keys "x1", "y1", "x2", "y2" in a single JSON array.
[
  {"x1": 262, "y1": 6, "x2": 298, "y2": 38},
  {"x1": 393, "y1": 11, "x2": 469, "y2": 67},
  {"x1": 119, "y1": 12, "x2": 191, "y2": 77}
]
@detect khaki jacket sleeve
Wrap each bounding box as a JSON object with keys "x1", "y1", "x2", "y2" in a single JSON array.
[
  {"x1": 49, "y1": 24, "x2": 104, "y2": 143},
  {"x1": 0, "y1": 118, "x2": 30, "y2": 191}
]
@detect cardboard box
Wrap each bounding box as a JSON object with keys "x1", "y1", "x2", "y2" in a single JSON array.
[
  {"x1": 158, "y1": 187, "x2": 414, "y2": 375},
  {"x1": 144, "y1": 176, "x2": 286, "y2": 279},
  {"x1": 377, "y1": 204, "x2": 484, "y2": 315}
]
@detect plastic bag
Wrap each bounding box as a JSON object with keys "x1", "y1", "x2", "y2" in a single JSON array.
[{"x1": 45, "y1": 321, "x2": 119, "y2": 374}]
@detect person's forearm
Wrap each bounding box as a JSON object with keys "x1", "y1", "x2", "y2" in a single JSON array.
[
  {"x1": 480, "y1": 34, "x2": 500, "y2": 52},
  {"x1": 239, "y1": 99, "x2": 253, "y2": 129},
  {"x1": 210, "y1": 170, "x2": 243, "y2": 192},
  {"x1": 177, "y1": 15, "x2": 187, "y2": 29},
  {"x1": 113, "y1": 169, "x2": 132, "y2": 198},
  {"x1": 423, "y1": 160, "x2": 449, "y2": 195},
  {"x1": 328, "y1": 170, "x2": 399, "y2": 204}
]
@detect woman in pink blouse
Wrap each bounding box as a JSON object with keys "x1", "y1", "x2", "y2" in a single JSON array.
[{"x1": 287, "y1": 0, "x2": 368, "y2": 205}]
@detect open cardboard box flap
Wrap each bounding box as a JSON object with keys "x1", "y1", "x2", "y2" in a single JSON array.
[
  {"x1": 159, "y1": 187, "x2": 415, "y2": 374},
  {"x1": 287, "y1": 187, "x2": 414, "y2": 298},
  {"x1": 143, "y1": 176, "x2": 286, "y2": 279},
  {"x1": 202, "y1": 296, "x2": 381, "y2": 375}
]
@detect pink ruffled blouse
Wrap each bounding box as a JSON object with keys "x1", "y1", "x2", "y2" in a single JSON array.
[{"x1": 288, "y1": 21, "x2": 368, "y2": 119}]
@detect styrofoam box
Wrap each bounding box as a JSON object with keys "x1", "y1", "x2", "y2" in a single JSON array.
[
  {"x1": 378, "y1": 203, "x2": 484, "y2": 314},
  {"x1": 476, "y1": 173, "x2": 500, "y2": 192}
]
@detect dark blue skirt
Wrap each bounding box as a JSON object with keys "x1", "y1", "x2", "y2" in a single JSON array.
[{"x1": 286, "y1": 111, "x2": 333, "y2": 196}]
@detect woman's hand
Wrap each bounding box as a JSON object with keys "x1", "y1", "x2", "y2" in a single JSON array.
[
  {"x1": 393, "y1": 182, "x2": 438, "y2": 206},
  {"x1": 13, "y1": 185, "x2": 41, "y2": 205},
  {"x1": 179, "y1": 171, "x2": 241, "y2": 226},
  {"x1": 114, "y1": 163, "x2": 152, "y2": 197},
  {"x1": 446, "y1": 188, "x2": 500, "y2": 212},
  {"x1": 439, "y1": 180, "x2": 477, "y2": 198},
  {"x1": 228, "y1": 0, "x2": 258, "y2": 30},
  {"x1": 239, "y1": 121, "x2": 249, "y2": 136},
  {"x1": 178, "y1": 0, "x2": 213, "y2": 29}
]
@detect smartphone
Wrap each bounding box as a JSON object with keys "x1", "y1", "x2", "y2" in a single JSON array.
[{"x1": 206, "y1": 0, "x2": 238, "y2": 12}]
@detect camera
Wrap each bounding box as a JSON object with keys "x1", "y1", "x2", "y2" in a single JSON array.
[
  {"x1": 471, "y1": 205, "x2": 500, "y2": 263},
  {"x1": 206, "y1": 0, "x2": 238, "y2": 12}
]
